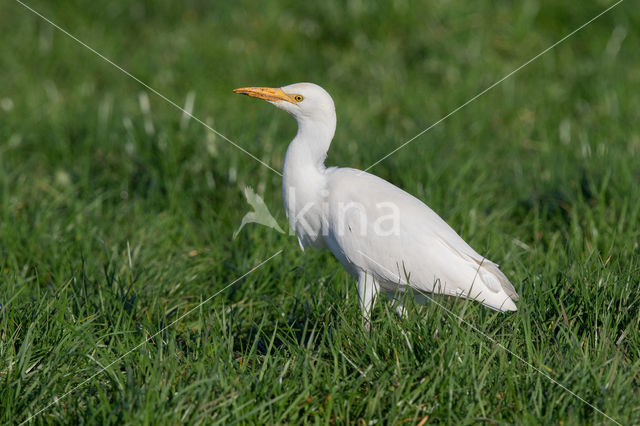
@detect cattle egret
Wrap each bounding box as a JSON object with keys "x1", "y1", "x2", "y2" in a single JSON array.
[{"x1": 234, "y1": 82, "x2": 519, "y2": 325}]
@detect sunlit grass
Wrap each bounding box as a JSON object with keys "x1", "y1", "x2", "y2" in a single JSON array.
[{"x1": 1, "y1": 0, "x2": 639, "y2": 423}]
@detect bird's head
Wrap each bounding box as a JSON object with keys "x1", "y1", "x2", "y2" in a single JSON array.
[{"x1": 233, "y1": 82, "x2": 335, "y2": 124}]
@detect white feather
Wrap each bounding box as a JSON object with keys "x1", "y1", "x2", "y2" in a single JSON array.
[{"x1": 238, "y1": 82, "x2": 519, "y2": 321}]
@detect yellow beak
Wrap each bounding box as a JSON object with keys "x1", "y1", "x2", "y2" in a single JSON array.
[{"x1": 233, "y1": 86, "x2": 295, "y2": 103}]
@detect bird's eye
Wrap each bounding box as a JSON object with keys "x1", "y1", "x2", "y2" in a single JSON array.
[{"x1": 293, "y1": 95, "x2": 304, "y2": 102}]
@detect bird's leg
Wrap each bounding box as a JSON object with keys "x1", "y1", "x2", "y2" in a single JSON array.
[
  {"x1": 358, "y1": 273, "x2": 379, "y2": 331},
  {"x1": 386, "y1": 293, "x2": 408, "y2": 319}
]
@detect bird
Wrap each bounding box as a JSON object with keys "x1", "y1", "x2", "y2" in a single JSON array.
[{"x1": 233, "y1": 82, "x2": 519, "y2": 326}]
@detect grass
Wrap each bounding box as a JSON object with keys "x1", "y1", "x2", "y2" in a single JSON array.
[{"x1": 1, "y1": 0, "x2": 639, "y2": 423}]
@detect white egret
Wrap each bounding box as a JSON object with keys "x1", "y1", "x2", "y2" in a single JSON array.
[{"x1": 233, "y1": 83, "x2": 519, "y2": 324}]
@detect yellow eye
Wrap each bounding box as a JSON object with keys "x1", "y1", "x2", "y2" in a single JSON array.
[{"x1": 293, "y1": 95, "x2": 304, "y2": 102}]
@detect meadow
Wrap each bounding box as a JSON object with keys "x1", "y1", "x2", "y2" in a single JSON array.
[{"x1": 1, "y1": 0, "x2": 639, "y2": 423}]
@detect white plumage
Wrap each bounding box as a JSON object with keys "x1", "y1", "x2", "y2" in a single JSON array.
[{"x1": 234, "y1": 82, "x2": 519, "y2": 324}]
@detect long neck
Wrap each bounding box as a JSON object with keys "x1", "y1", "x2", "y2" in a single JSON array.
[
  {"x1": 281, "y1": 110, "x2": 336, "y2": 247},
  {"x1": 284, "y1": 111, "x2": 336, "y2": 174}
]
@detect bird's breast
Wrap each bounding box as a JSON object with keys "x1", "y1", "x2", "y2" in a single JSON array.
[{"x1": 282, "y1": 168, "x2": 329, "y2": 250}]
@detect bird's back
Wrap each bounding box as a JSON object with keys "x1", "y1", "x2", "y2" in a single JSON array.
[{"x1": 322, "y1": 167, "x2": 518, "y2": 311}]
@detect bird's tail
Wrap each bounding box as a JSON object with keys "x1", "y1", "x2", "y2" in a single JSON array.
[
  {"x1": 475, "y1": 261, "x2": 519, "y2": 311},
  {"x1": 481, "y1": 262, "x2": 519, "y2": 301}
]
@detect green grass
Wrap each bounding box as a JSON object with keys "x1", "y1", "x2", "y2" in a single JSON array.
[{"x1": 1, "y1": 0, "x2": 639, "y2": 423}]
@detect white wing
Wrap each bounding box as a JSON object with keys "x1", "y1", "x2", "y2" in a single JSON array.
[{"x1": 322, "y1": 168, "x2": 518, "y2": 311}]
